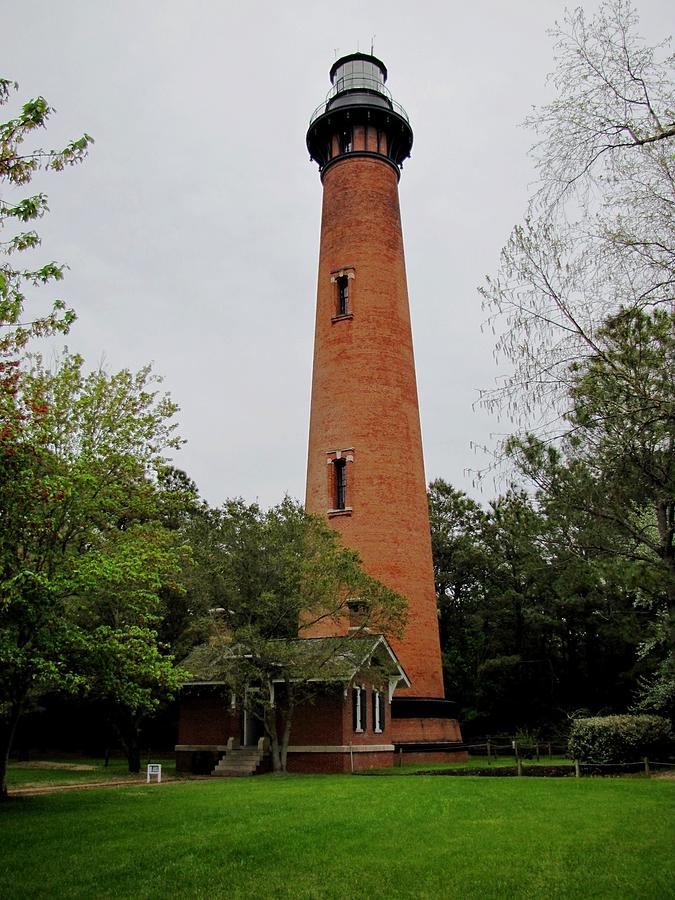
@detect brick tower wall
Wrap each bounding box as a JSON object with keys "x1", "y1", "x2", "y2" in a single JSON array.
[{"x1": 305, "y1": 154, "x2": 444, "y2": 699}]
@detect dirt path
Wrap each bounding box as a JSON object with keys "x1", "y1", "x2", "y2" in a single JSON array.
[{"x1": 8, "y1": 776, "x2": 209, "y2": 797}]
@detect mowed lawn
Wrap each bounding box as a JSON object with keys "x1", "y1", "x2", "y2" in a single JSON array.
[
  {"x1": 6, "y1": 758, "x2": 178, "y2": 789},
  {"x1": 1, "y1": 775, "x2": 673, "y2": 899}
]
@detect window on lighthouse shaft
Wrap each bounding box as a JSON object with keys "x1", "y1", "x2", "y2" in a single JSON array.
[
  {"x1": 337, "y1": 276, "x2": 349, "y2": 316},
  {"x1": 334, "y1": 458, "x2": 347, "y2": 510}
]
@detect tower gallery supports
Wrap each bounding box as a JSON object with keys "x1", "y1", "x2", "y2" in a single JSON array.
[{"x1": 305, "y1": 54, "x2": 465, "y2": 759}]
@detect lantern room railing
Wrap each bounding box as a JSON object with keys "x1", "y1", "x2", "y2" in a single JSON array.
[{"x1": 309, "y1": 74, "x2": 409, "y2": 126}]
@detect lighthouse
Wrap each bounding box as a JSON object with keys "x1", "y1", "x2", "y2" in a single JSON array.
[
  {"x1": 305, "y1": 53, "x2": 464, "y2": 757},
  {"x1": 175, "y1": 54, "x2": 464, "y2": 775}
]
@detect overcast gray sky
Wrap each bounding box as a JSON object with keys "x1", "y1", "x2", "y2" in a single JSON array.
[{"x1": 4, "y1": 0, "x2": 671, "y2": 508}]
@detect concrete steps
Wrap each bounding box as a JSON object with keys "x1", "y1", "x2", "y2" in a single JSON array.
[{"x1": 212, "y1": 746, "x2": 266, "y2": 777}]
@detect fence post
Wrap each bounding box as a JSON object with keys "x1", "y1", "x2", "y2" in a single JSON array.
[
  {"x1": 548, "y1": 742, "x2": 552, "y2": 760},
  {"x1": 487, "y1": 740, "x2": 492, "y2": 766},
  {"x1": 574, "y1": 759, "x2": 581, "y2": 778},
  {"x1": 644, "y1": 756, "x2": 650, "y2": 777},
  {"x1": 517, "y1": 758, "x2": 523, "y2": 777},
  {"x1": 536, "y1": 742, "x2": 540, "y2": 762}
]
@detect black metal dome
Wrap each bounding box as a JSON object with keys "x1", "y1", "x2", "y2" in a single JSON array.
[{"x1": 307, "y1": 53, "x2": 413, "y2": 180}]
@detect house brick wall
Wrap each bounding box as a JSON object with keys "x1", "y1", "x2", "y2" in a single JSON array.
[
  {"x1": 288, "y1": 688, "x2": 345, "y2": 745},
  {"x1": 286, "y1": 750, "x2": 395, "y2": 773},
  {"x1": 177, "y1": 694, "x2": 237, "y2": 746}
]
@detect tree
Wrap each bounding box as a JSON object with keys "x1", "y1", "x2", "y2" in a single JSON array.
[
  {"x1": 474, "y1": 0, "x2": 674, "y2": 727},
  {"x1": 480, "y1": 0, "x2": 674, "y2": 428},
  {"x1": 567, "y1": 308, "x2": 674, "y2": 605},
  {"x1": 506, "y1": 312, "x2": 674, "y2": 597},
  {"x1": 428, "y1": 481, "x2": 489, "y2": 715},
  {"x1": 82, "y1": 623, "x2": 185, "y2": 773},
  {"x1": 428, "y1": 479, "x2": 643, "y2": 733},
  {"x1": 0, "y1": 79, "x2": 92, "y2": 354},
  {"x1": 0, "y1": 353, "x2": 187, "y2": 794},
  {"x1": 506, "y1": 306, "x2": 675, "y2": 716},
  {"x1": 182, "y1": 498, "x2": 407, "y2": 772}
]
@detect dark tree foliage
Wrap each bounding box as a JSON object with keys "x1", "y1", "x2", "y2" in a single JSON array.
[
  {"x1": 506, "y1": 307, "x2": 675, "y2": 718},
  {"x1": 429, "y1": 480, "x2": 644, "y2": 735}
]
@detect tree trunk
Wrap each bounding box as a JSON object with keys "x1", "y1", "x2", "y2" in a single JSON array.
[
  {"x1": 654, "y1": 499, "x2": 675, "y2": 620},
  {"x1": 0, "y1": 703, "x2": 23, "y2": 802},
  {"x1": 265, "y1": 708, "x2": 282, "y2": 773},
  {"x1": 126, "y1": 731, "x2": 141, "y2": 774},
  {"x1": 112, "y1": 713, "x2": 143, "y2": 773},
  {"x1": 280, "y1": 712, "x2": 294, "y2": 774}
]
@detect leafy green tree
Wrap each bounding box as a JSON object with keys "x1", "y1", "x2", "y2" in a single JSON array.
[
  {"x1": 568, "y1": 309, "x2": 674, "y2": 606},
  {"x1": 0, "y1": 79, "x2": 92, "y2": 354},
  {"x1": 0, "y1": 353, "x2": 187, "y2": 794},
  {"x1": 83, "y1": 623, "x2": 185, "y2": 773},
  {"x1": 474, "y1": 0, "x2": 674, "y2": 728},
  {"x1": 507, "y1": 307, "x2": 675, "y2": 716},
  {"x1": 429, "y1": 480, "x2": 643, "y2": 733},
  {"x1": 183, "y1": 498, "x2": 407, "y2": 772},
  {"x1": 428, "y1": 480, "x2": 489, "y2": 715}
]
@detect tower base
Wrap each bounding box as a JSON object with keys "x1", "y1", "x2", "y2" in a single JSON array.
[{"x1": 391, "y1": 697, "x2": 468, "y2": 765}]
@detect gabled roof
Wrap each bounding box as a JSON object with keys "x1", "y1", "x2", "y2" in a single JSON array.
[{"x1": 181, "y1": 633, "x2": 409, "y2": 688}]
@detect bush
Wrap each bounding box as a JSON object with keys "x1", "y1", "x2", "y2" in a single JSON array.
[
  {"x1": 568, "y1": 715, "x2": 672, "y2": 764},
  {"x1": 514, "y1": 729, "x2": 539, "y2": 759}
]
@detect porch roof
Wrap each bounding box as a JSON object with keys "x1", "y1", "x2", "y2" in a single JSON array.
[{"x1": 181, "y1": 634, "x2": 409, "y2": 688}]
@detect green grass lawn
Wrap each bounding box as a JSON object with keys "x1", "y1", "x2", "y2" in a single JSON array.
[
  {"x1": 10, "y1": 754, "x2": 667, "y2": 787},
  {"x1": 7, "y1": 757, "x2": 177, "y2": 789},
  {"x1": 1, "y1": 775, "x2": 673, "y2": 899},
  {"x1": 367, "y1": 755, "x2": 573, "y2": 774},
  {"x1": 7, "y1": 754, "x2": 570, "y2": 788}
]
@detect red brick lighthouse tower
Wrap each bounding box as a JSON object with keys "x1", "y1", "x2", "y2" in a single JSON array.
[{"x1": 305, "y1": 54, "x2": 464, "y2": 760}]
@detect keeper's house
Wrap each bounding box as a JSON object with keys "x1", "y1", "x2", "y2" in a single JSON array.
[{"x1": 176, "y1": 635, "x2": 414, "y2": 775}]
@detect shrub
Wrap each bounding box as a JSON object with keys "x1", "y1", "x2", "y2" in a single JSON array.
[
  {"x1": 568, "y1": 715, "x2": 672, "y2": 764},
  {"x1": 514, "y1": 729, "x2": 540, "y2": 759}
]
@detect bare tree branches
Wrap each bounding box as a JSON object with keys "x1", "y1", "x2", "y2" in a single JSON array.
[{"x1": 480, "y1": 1, "x2": 674, "y2": 434}]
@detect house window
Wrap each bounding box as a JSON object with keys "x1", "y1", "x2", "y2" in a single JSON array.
[
  {"x1": 334, "y1": 458, "x2": 347, "y2": 510},
  {"x1": 373, "y1": 690, "x2": 385, "y2": 733},
  {"x1": 352, "y1": 686, "x2": 367, "y2": 733},
  {"x1": 341, "y1": 129, "x2": 352, "y2": 153},
  {"x1": 336, "y1": 276, "x2": 349, "y2": 316}
]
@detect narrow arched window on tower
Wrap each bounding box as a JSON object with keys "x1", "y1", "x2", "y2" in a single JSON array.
[
  {"x1": 334, "y1": 457, "x2": 347, "y2": 510},
  {"x1": 326, "y1": 449, "x2": 354, "y2": 515},
  {"x1": 330, "y1": 268, "x2": 354, "y2": 321},
  {"x1": 336, "y1": 276, "x2": 349, "y2": 316}
]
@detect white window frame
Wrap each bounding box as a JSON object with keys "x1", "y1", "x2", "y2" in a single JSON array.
[
  {"x1": 353, "y1": 685, "x2": 365, "y2": 733},
  {"x1": 373, "y1": 690, "x2": 384, "y2": 733}
]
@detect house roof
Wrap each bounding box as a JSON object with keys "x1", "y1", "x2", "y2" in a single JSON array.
[{"x1": 181, "y1": 634, "x2": 410, "y2": 688}]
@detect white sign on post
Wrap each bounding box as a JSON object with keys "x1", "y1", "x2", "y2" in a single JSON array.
[{"x1": 146, "y1": 764, "x2": 162, "y2": 783}]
